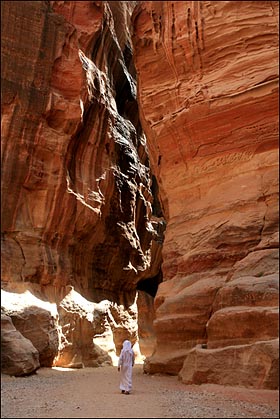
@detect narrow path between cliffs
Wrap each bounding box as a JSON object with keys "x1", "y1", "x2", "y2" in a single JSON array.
[{"x1": 1, "y1": 365, "x2": 278, "y2": 418}]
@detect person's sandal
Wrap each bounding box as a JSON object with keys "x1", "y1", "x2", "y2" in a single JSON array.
[
  {"x1": 121, "y1": 390, "x2": 125, "y2": 394},
  {"x1": 125, "y1": 391, "x2": 130, "y2": 395}
]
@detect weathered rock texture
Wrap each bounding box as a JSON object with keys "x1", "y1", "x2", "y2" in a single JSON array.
[
  {"x1": 179, "y1": 338, "x2": 279, "y2": 390},
  {"x1": 1, "y1": 314, "x2": 40, "y2": 376},
  {"x1": 137, "y1": 290, "x2": 156, "y2": 357},
  {"x1": 132, "y1": 1, "x2": 279, "y2": 389},
  {"x1": 1, "y1": 0, "x2": 164, "y2": 373},
  {"x1": 1, "y1": 0, "x2": 279, "y2": 389}
]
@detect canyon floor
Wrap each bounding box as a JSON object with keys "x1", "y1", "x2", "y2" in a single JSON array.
[{"x1": 1, "y1": 364, "x2": 278, "y2": 418}]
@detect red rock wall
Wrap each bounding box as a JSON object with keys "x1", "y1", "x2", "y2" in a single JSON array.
[
  {"x1": 1, "y1": 0, "x2": 279, "y2": 388},
  {"x1": 1, "y1": 0, "x2": 164, "y2": 298},
  {"x1": 1, "y1": 1, "x2": 163, "y2": 366},
  {"x1": 132, "y1": 1, "x2": 279, "y2": 388}
]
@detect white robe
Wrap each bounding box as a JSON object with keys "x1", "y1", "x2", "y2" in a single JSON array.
[{"x1": 118, "y1": 340, "x2": 135, "y2": 392}]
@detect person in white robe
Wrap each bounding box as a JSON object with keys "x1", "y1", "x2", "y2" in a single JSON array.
[{"x1": 118, "y1": 340, "x2": 135, "y2": 394}]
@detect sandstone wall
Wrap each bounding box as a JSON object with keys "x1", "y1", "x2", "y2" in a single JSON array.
[
  {"x1": 1, "y1": 0, "x2": 279, "y2": 389},
  {"x1": 132, "y1": 1, "x2": 279, "y2": 388},
  {"x1": 1, "y1": 0, "x2": 163, "y2": 371}
]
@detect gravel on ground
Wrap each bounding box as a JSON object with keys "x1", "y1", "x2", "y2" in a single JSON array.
[{"x1": 1, "y1": 365, "x2": 279, "y2": 418}]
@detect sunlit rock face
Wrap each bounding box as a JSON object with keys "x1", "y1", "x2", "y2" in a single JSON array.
[
  {"x1": 1, "y1": 314, "x2": 40, "y2": 377},
  {"x1": 1, "y1": 289, "x2": 59, "y2": 368},
  {"x1": 1, "y1": 0, "x2": 164, "y2": 371},
  {"x1": 132, "y1": 1, "x2": 279, "y2": 389}
]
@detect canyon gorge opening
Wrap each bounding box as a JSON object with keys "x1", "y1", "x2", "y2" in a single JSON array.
[{"x1": 1, "y1": 1, "x2": 279, "y2": 391}]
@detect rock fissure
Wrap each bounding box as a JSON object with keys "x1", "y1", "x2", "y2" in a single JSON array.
[{"x1": 1, "y1": 0, "x2": 279, "y2": 390}]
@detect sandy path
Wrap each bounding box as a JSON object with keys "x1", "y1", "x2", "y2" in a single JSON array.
[{"x1": 1, "y1": 365, "x2": 279, "y2": 418}]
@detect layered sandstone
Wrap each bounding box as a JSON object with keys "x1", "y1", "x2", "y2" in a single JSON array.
[
  {"x1": 132, "y1": 1, "x2": 279, "y2": 388},
  {"x1": 1, "y1": 0, "x2": 163, "y2": 373},
  {"x1": 1, "y1": 0, "x2": 279, "y2": 389}
]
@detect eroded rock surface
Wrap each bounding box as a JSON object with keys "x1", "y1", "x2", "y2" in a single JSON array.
[
  {"x1": 1, "y1": 314, "x2": 40, "y2": 376},
  {"x1": 1, "y1": 0, "x2": 279, "y2": 389},
  {"x1": 132, "y1": 1, "x2": 279, "y2": 388},
  {"x1": 1, "y1": 1, "x2": 164, "y2": 293},
  {"x1": 179, "y1": 339, "x2": 279, "y2": 390},
  {"x1": 1, "y1": 0, "x2": 164, "y2": 372},
  {"x1": 1, "y1": 289, "x2": 59, "y2": 367}
]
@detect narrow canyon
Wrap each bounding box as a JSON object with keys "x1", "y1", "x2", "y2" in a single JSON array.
[{"x1": 1, "y1": 1, "x2": 279, "y2": 390}]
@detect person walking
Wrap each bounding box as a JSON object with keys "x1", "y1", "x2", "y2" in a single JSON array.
[{"x1": 118, "y1": 340, "x2": 135, "y2": 395}]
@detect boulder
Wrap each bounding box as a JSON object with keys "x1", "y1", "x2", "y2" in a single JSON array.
[
  {"x1": 179, "y1": 339, "x2": 279, "y2": 390},
  {"x1": 1, "y1": 289, "x2": 59, "y2": 367},
  {"x1": 1, "y1": 314, "x2": 40, "y2": 376}
]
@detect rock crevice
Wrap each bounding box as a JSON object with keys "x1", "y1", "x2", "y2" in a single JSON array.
[
  {"x1": 1, "y1": 0, "x2": 164, "y2": 373},
  {"x1": 1, "y1": 0, "x2": 278, "y2": 389}
]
